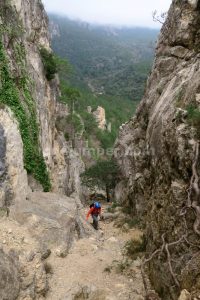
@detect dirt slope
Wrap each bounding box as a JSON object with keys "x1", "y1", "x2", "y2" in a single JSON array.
[{"x1": 46, "y1": 205, "x2": 145, "y2": 300}]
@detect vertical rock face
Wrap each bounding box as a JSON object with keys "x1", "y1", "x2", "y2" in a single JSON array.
[
  {"x1": 0, "y1": 122, "x2": 7, "y2": 206},
  {"x1": 0, "y1": 1, "x2": 88, "y2": 299},
  {"x1": 0, "y1": 108, "x2": 29, "y2": 204},
  {"x1": 0, "y1": 249, "x2": 20, "y2": 300},
  {"x1": 0, "y1": 0, "x2": 84, "y2": 202},
  {"x1": 114, "y1": 0, "x2": 200, "y2": 298},
  {"x1": 93, "y1": 106, "x2": 107, "y2": 130}
]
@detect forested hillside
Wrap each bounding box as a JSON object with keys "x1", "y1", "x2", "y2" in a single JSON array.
[
  {"x1": 49, "y1": 15, "x2": 159, "y2": 150},
  {"x1": 50, "y1": 15, "x2": 158, "y2": 101}
]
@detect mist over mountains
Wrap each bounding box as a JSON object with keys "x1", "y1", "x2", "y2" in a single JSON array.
[{"x1": 49, "y1": 14, "x2": 159, "y2": 101}]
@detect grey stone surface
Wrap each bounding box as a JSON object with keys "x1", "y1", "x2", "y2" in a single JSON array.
[
  {"x1": 0, "y1": 124, "x2": 6, "y2": 179},
  {"x1": 11, "y1": 192, "x2": 93, "y2": 251},
  {"x1": 0, "y1": 108, "x2": 29, "y2": 204},
  {"x1": 114, "y1": 0, "x2": 200, "y2": 298},
  {"x1": 0, "y1": 249, "x2": 20, "y2": 300},
  {"x1": 0, "y1": 0, "x2": 88, "y2": 299}
]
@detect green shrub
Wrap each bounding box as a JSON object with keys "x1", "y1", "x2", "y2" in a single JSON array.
[
  {"x1": 121, "y1": 206, "x2": 132, "y2": 215},
  {"x1": 0, "y1": 207, "x2": 8, "y2": 218},
  {"x1": 60, "y1": 85, "x2": 81, "y2": 108},
  {"x1": 187, "y1": 104, "x2": 200, "y2": 126},
  {"x1": 66, "y1": 113, "x2": 83, "y2": 134},
  {"x1": 116, "y1": 259, "x2": 131, "y2": 274},
  {"x1": 0, "y1": 40, "x2": 51, "y2": 191},
  {"x1": 40, "y1": 47, "x2": 58, "y2": 81},
  {"x1": 123, "y1": 237, "x2": 146, "y2": 259},
  {"x1": 111, "y1": 202, "x2": 121, "y2": 209},
  {"x1": 96, "y1": 129, "x2": 116, "y2": 150},
  {"x1": 114, "y1": 215, "x2": 139, "y2": 229},
  {"x1": 81, "y1": 111, "x2": 98, "y2": 135},
  {"x1": 186, "y1": 104, "x2": 200, "y2": 137},
  {"x1": 81, "y1": 159, "x2": 119, "y2": 201},
  {"x1": 107, "y1": 202, "x2": 121, "y2": 213},
  {"x1": 126, "y1": 217, "x2": 140, "y2": 228},
  {"x1": 107, "y1": 207, "x2": 115, "y2": 213}
]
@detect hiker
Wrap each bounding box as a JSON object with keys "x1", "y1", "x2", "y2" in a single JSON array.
[{"x1": 86, "y1": 202, "x2": 102, "y2": 230}]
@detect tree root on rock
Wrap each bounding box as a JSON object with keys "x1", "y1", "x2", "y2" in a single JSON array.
[
  {"x1": 183, "y1": 141, "x2": 200, "y2": 236},
  {"x1": 141, "y1": 141, "x2": 200, "y2": 298},
  {"x1": 141, "y1": 233, "x2": 186, "y2": 296}
]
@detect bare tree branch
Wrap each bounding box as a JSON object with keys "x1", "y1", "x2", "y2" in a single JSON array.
[
  {"x1": 165, "y1": 243, "x2": 180, "y2": 288},
  {"x1": 152, "y1": 10, "x2": 167, "y2": 25}
]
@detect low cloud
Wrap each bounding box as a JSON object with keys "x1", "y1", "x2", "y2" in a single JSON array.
[{"x1": 42, "y1": 0, "x2": 172, "y2": 28}]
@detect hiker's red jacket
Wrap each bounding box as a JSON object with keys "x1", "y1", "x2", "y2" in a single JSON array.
[{"x1": 86, "y1": 207, "x2": 101, "y2": 220}]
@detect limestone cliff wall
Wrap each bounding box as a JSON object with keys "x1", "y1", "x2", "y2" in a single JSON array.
[
  {"x1": 114, "y1": 0, "x2": 200, "y2": 298},
  {"x1": 0, "y1": 108, "x2": 29, "y2": 205},
  {"x1": 93, "y1": 106, "x2": 107, "y2": 130},
  {"x1": 0, "y1": 0, "x2": 84, "y2": 204}
]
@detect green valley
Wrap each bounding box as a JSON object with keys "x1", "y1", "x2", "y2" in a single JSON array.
[{"x1": 49, "y1": 15, "x2": 159, "y2": 149}]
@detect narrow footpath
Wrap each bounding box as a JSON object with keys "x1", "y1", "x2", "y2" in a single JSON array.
[{"x1": 47, "y1": 204, "x2": 145, "y2": 300}]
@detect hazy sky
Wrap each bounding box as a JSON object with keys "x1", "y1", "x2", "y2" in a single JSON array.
[{"x1": 42, "y1": 0, "x2": 172, "y2": 28}]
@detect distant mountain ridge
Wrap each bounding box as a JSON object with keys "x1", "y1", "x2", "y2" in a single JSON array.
[{"x1": 49, "y1": 14, "x2": 159, "y2": 101}]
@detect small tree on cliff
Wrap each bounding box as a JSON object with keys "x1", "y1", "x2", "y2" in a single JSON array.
[
  {"x1": 81, "y1": 159, "x2": 119, "y2": 202},
  {"x1": 60, "y1": 86, "x2": 81, "y2": 147},
  {"x1": 60, "y1": 86, "x2": 81, "y2": 114}
]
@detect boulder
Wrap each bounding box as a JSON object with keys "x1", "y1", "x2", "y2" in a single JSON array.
[
  {"x1": 11, "y1": 192, "x2": 78, "y2": 251},
  {"x1": 178, "y1": 290, "x2": 191, "y2": 300}
]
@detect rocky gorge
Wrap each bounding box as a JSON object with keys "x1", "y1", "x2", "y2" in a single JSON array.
[{"x1": 1, "y1": 0, "x2": 200, "y2": 299}]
